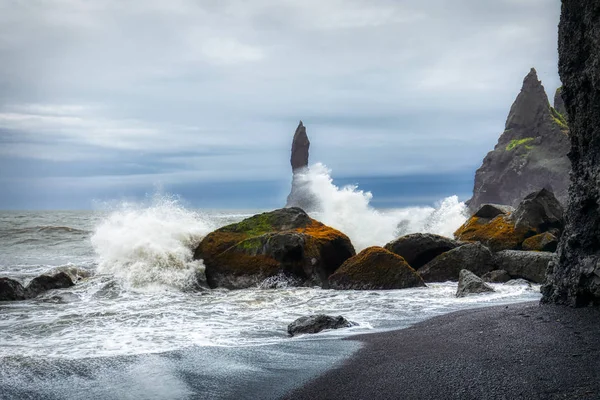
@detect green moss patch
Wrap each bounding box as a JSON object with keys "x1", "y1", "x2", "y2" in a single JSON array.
[
  {"x1": 506, "y1": 137, "x2": 535, "y2": 151},
  {"x1": 550, "y1": 107, "x2": 569, "y2": 131}
]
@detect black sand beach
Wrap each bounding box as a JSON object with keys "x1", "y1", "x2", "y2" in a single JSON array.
[{"x1": 284, "y1": 301, "x2": 600, "y2": 400}]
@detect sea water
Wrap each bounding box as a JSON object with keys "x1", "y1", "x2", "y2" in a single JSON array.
[{"x1": 0, "y1": 164, "x2": 541, "y2": 399}]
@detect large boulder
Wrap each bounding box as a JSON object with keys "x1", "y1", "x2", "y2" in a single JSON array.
[
  {"x1": 25, "y1": 272, "x2": 75, "y2": 298},
  {"x1": 493, "y1": 250, "x2": 555, "y2": 284},
  {"x1": 456, "y1": 270, "x2": 495, "y2": 298},
  {"x1": 417, "y1": 243, "x2": 494, "y2": 282},
  {"x1": 522, "y1": 232, "x2": 558, "y2": 252},
  {"x1": 466, "y1": 67, "x2": 571, "y2": 212},
  {"x1": 0, "y1": 278, "x2": 27, "y2": 301},
  {"x1": 194, "y1": 208, "x2": 355, "y2": 289},
  {"x1": 384, "y1": 233, "x2": 463, "y2": 270},
  {"x1": 454, "y1": 213, "x2": 531, "y2": 252},
  {"x1": 328, "y1": 247, "x2": 425, "y2": 290},
  {"x1": 511, "y1": 189, "x2": 564, "y2": 234},
  {"x1": 287, "y1": 315, "x2": 356, "y2": 336}
]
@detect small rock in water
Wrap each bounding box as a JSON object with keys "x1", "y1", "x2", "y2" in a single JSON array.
[
  {"x1": 0, "y1": 277, "x2": 27, "y2": 301},
  {"x1": 26, "y1": 272, "x2": 75, "y2": 298},
  {"x1": 456, "y1": 269, "x2": 495, "y2": 298},
  {"x1": 288, "y1": 314, "x2": 356, "y2": 336}
]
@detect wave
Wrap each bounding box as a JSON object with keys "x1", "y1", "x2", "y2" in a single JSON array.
[
  {"x1": 291, "y1": 163, "x2": 468, "y2": 251},
  {"x1": 91, "y1": 196, "x2": 215, "y2": 290},
  {"x1": 0, "y1": 226, "x2": 91, "y2": 236}
]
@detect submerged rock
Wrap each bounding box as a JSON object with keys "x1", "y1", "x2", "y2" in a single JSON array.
[
  {"x1": 384, "y1": 233, "x2": 463, "y2": 270},
  {"x1": 482, "y1": 270, "x2": 512, "y2": 283},
  {"x1": 26, "y1": 272, "x2": 75, "y2": 298},
  {"x1": 194, "y1": 207, "x2": 355, "y2": 289},
  {"x1": 493, "y1": 250, "x2": 555, "y2": 284},
  {"x1": 328, "y1": 246, "x2": 425, "y2": 290},
  {"x1": 456, "y1": 269, "x2": 494, "y2": 297},
  {"x1": 466, "y1": 68, "x2": 570, "y2": 212},
  {"x1": 287, "y1": 314, "x2": 356, "y2": 336},
  {"x1": 0, "y1": 278, "x2": 27, "y2": 301},
  {"x1": 417, "y1": 243, "x2": 494, "y2": 282}
]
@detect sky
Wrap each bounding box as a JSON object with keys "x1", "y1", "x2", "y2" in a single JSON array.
[{"x1": 0, "y1": 0, "x2": 562, "y2": 209}]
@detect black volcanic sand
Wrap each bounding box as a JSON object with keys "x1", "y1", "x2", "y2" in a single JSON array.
[{"x1": 284, "y1": 302, "x2": 600, "y2": 400}]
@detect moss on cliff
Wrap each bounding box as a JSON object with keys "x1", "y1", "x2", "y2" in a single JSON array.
[
  {"x1": 506, "y1": 137, "x2": 535, "y2": 151},
  {"x1": 551, "y1": 107, "x2": 569, "y2": 132}
]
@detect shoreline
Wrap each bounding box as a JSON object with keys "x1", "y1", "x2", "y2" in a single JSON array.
[{"x1": 283, "y1": 301, "x2": 600, "y2": 400}]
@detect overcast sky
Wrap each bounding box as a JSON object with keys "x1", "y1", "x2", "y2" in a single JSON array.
[{"x1": 0, "y1": 0, "x2": 561, "y2": 209}]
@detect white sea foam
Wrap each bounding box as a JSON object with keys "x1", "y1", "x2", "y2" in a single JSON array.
[
  {"x1": 91, "y1": 196, "x2": 215, "y2": 290},
  {"x1": 293, "y1": 163, "x2": 469, "y2": 250}
]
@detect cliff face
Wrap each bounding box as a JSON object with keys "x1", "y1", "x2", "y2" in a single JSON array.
[
  {"x1": 467, "y1": 68, "x2": 571, "y2": 213},
  {"x1": 541, "y1": 1, "x2": 600, "y2": 306},
  {"x1": 286, "y1": 121, "x2": 317, "y2": 211}
]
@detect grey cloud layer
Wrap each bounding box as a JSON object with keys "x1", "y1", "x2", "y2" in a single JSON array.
[{"x1": 0, "y1": 0, "x2": 561, "y2": 207}]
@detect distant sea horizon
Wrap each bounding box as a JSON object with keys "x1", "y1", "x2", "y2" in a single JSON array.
[{"x1": 1, "y1": 171, "x2": 475, "y2": 211}]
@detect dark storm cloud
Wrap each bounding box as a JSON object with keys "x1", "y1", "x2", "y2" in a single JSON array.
[{"x1": 0, "y1": 0, "x2": 561, "y2": 207}]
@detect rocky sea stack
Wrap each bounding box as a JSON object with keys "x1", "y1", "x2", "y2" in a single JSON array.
[
  {"x1": 542, "y1": 1, "x2": 600, "y2": 307},
  {"x1": 467, "y1": 68, "x2": 570, "y2": 213},
  {"x1": 286, "y1": 121, "x2": 317, "y2": 211}
]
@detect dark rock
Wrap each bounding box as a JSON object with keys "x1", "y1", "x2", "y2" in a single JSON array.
[
  {"x1": 493, "y1": 250, "x2": 555, "y2": 284},
  {"x1": 505, "y1": 279, "x2": 533, "y2": 287},
  {"x1": 542, "y1": 1, "x2": 600, "y2": 306},
  {"x1": 383, "y1": 233, "x2": 463, "y2": 270},
  {"x1": 473, "y1": 204, "x2": 514, "y2": 219},
  {"x1": 286, "y1": 121, "x2": 318, "y2": 211},
  {"x1": 482, "y1": 270, "x2": 512, "y2": 283},
  {"x1": 511, "y1": 188, "x2": 564, "y2": 234},
  {"x1": 522, "y1": 232, "x2": 558, "y2": 252},
  {"x1": 328, "y1": 247, "x2": 425, "y2": 290},
  {"x1": 25, "y1": 272, "x2": 74, "y2": 298},
  {"x1": 287, "y1": 314, "x2": 356, "y2": 337},
  {"x1": 467, "y1": 68, "x2": 571, "y2": 212},
  {"x1": 554, "y1": 87, "x2": 567, "y2": 117},
  {"x1": 0, "y1": 278, "x2": 27, "y2": 301},
  {"x1": 456, "y1": 270, "x2": 494, "y2": 297},
  {"x1": 290, "y1": 121, "x2": 309, "y2": 172},
  {"x1": 194, "y1": 207, "x2": 355, "y2": 289},
  {"x1": 417, "y1": 243, "x2": 494, "y2": 282}
]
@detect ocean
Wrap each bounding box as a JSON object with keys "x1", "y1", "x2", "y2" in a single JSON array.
[{"x1": 0, "y1": 165, "x2": 541, "y2": 399}]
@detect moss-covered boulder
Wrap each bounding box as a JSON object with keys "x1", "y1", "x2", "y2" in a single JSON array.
[
  {"x1": 194, "y1": 207, "x2": 355, "y2": 289},
  {"x1": 417, "y1": 243, "x2": 495, "y2": 282},
  {"x1": 328, "y1": 247, "x2": 425, "y2": 290},
  {"x1": 384, "y1": 233, "x2": 463, "y2": 270},
  {"x1": 454, "y1": 214, "x2": 531, "y2": 252},
  {"x1": 522, "y1": 232, "x2": 558, "y2": 252}
]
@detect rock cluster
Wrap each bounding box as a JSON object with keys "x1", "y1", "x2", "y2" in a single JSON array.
[
  {"x1": 0, "y1": 272, "x2": 75, "y2": 301},
  {"x1": 542, "y1": 1, "x2": 600, "y2": 307},
  {"x1": 467, "y1": 68, "x2": 571, "y2": 212}
]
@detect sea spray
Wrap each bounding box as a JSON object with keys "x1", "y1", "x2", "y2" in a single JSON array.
[
  {"x1": 91, "y1": 196, "x2": 215, "y2": 290},
  {"x1": 293, "y1": 163, "x2": 468, "y2": 250}
]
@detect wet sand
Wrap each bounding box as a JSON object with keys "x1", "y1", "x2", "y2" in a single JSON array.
[{"x1": 284, "y1": 301, "x2": 600, "y2": 400}]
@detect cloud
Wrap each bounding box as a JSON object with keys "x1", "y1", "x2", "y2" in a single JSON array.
[{"x1": 0, "y1": 0, "x2": 562, "y2": 208}]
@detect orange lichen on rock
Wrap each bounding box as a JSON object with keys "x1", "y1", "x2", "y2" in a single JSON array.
[
  {"x1": 454, "y1": 215, "x2": 532, "y2": 252},
  {"x1": 522, "y1": 232, "x2": 558, "y2": 252},
  {"x1": 329, "y1": 246, "x2": 425, "y2": 290}
]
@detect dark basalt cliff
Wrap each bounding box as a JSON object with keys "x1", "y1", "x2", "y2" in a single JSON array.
[
  {"x1": 467, "y1": 68, "x2": 571, "y2": 213},
  {"x1": 542, "y1": 1, "x2": 600, "y2": 306},
  {"x1": 286, "y1": 121, "x2": 317, "y2": 210}
]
